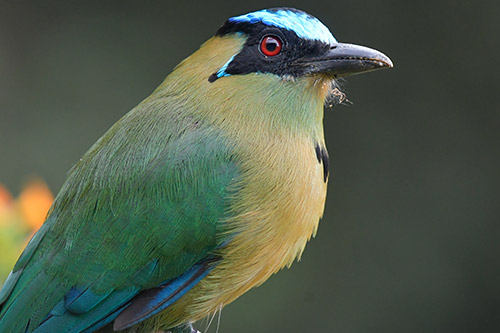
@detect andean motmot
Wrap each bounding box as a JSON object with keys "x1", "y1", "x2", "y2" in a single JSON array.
[{"x1": 0, "y1": 7, "x2": 392, "y2": 333}]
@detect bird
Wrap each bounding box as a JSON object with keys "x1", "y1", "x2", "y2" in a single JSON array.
[{"x1": 0, "y1": 7, "x2": 392, "y2": 333}]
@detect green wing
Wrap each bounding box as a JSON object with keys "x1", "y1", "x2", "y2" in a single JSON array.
[{"x1": 0, "y1": 100, "x2": 240, "y2": 332}]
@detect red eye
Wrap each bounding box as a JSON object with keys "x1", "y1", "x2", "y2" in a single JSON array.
[{"x1": 260, "y1": 35, "x2": 282, "y2": 56}]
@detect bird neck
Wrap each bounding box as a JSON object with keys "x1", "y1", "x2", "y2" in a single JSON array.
[{"x1": 151, "y1": 35, "x2": 327, "y2": 140}]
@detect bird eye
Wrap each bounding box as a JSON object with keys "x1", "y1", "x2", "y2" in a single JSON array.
[{"x1": 260, "y1": 35, "x2": 282, "y2": 56}]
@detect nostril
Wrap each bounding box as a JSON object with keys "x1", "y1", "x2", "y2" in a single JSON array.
[{"x1": 330, "y1": 45, "x2": 337, "y2": 49}]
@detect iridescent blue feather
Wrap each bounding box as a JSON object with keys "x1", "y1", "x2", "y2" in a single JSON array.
[{"x1": 229, "y1": 8, "x2": 337, "y2": 45}]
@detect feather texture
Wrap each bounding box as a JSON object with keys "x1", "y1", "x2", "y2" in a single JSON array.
[
  {"x1": 0, "y1": 30, "x2": 328, "y2": 333},
  {"x1": 0, "y1": 88, "x2": 241, "y2": 331}
]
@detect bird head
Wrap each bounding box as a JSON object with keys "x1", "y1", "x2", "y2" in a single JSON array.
[
  {"x1": 158, "y1": 8, "x2": 393, "y2": 132},
  {"x1": 208, "y1": 7, "x2": 393, "y2": 84}
]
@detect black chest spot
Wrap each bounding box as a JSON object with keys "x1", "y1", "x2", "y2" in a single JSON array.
[{"x1": 314, "y1": 143, "x2": 329, "y2": 182}]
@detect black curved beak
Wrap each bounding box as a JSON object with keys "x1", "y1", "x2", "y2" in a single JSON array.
[{"x1": 296, "y1": 42, "x2": 393, "y2": 78}]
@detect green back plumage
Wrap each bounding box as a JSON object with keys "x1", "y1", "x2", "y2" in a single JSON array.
[
  {"x1": 0, "y1": 90, "x2": 240, "y2": 331},
  {"x1": 0, "y1": 5, "x2": 394, "y2": 331}
]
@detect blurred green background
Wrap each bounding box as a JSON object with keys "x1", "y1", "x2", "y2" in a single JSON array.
[{"x1": 0, "y1": 1, "x2": 498, "y2": 332}]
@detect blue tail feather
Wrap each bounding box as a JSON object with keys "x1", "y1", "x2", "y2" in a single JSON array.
[
  {"x1": 34, "y1": 287, "x2": 139, "y2": 333},
  {"x1": 113, "y1": 257, "x2": 220, "y2": 330}
]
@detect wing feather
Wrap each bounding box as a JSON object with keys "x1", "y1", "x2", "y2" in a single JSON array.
[{"x1": 0, "y1": 100, "x2": 240, "y2": 331}]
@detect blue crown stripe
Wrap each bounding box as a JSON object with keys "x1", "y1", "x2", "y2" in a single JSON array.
[{"x1": 229, "y1": 9, "x2": 337, "y2": 45}]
